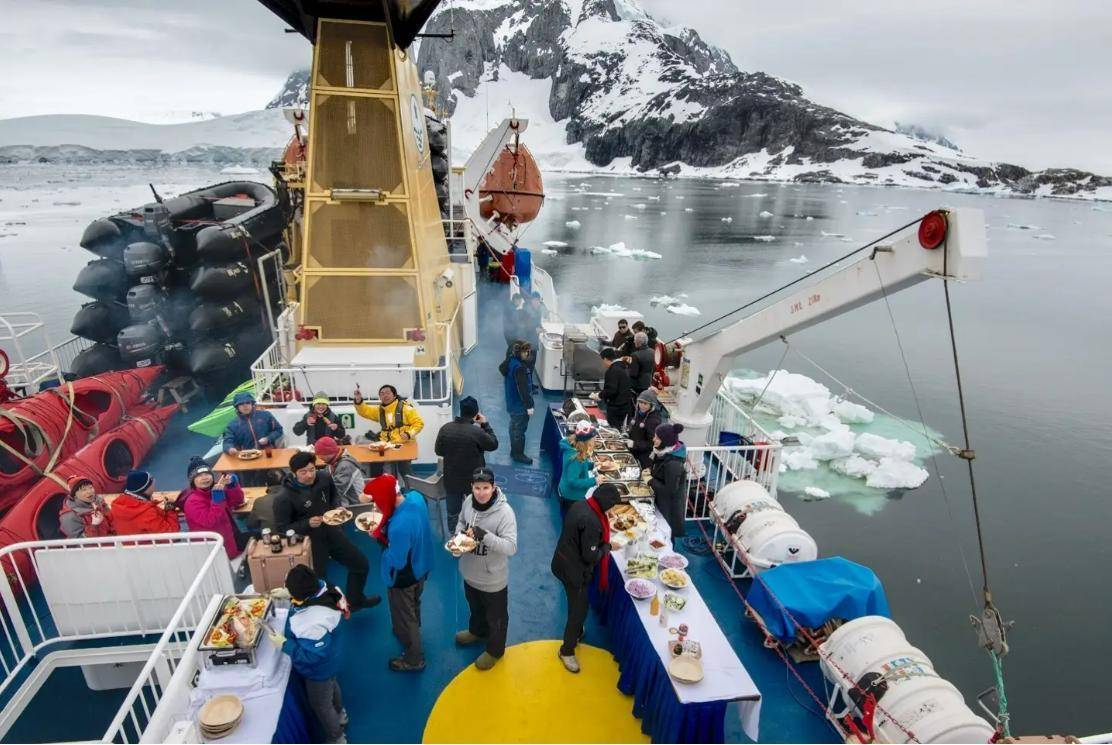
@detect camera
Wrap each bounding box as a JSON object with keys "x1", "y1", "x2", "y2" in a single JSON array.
[{"x1": 436, "y1": 267, "x2": 455, "y2": 289}]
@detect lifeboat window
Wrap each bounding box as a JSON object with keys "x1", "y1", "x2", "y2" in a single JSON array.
[
  {"x1": 303, "y1": 275, "x2": 421, "y2": 341},
  {"x1": 0, "y1": 424, "x2": 46, "y2": 475},
  {"x1": 36, "y1": 492, "x2": 67, "y2": 541},
  {"x1": 305, "y1": 202, "x2": 414, "y2": 270},
  {"x1": 103, "y1": 440, "x2": 136, "y2": 481}
]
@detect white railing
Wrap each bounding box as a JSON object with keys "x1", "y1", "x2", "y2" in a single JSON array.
[
  {"x1": 0, "y1": 313, "x2": 81, "y2": 393},
  {"x1": 0, "y1": 532, "x2": 232, "y2": 740},
  {"x1": 683, "y1": 441, "x2": 781, "y2": 523},
  {"x1": 707, "y1": 392, "x2": 777, "y2": 450}
]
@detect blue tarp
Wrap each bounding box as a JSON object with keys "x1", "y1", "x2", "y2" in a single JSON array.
[{"x1": 746, "y1": 557, "x2": 890, "y2": 645}]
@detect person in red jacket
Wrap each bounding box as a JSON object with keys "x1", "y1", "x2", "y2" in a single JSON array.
[
  {"x1": 59, "y1": 476, "x2": 114, "y2": 539},
  {"x1": 112, "y1": 470, "x2": 181, "y2": 536}
]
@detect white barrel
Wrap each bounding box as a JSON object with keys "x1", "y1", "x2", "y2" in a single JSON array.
[
  {"x1": 734, "y1": 511, "x2": 818, "y2": 570},
  {"x1": 712, "y1": 479, "x2": 776, "y2": 519},
  {"x1": 819, "y1": 617, "x2": 995, "y2": 744}
]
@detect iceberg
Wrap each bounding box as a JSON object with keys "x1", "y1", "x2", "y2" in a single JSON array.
[
  {"x1": 666, "y1": 303, "x2": 701, "y2": 316},
  {"x1": 759, "y1": 210, "x2": 774, "y2": 218},
  {"x1": 789, "y1": 254, "x2": 808, "y2": 264},
  {"x1": 866, "y1": 458, "x2": 929, "y2": 489},
  {"x1": 542, "y1": 240, "x2": 568, "y2": 247},
  {"x1": 565, "y1": 220, "x2": 581, "y2": 229},
  {"x1": 803, "y1": 486, "x2": 831, "y2": 499},
  {"x1": 753, "y1": 235, "x2": 776, "y2": 242},
  {"x1": 855, "y1": 432, "x2": 916, "y2": 461}
]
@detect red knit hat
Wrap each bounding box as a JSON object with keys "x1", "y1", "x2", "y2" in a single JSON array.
[
  {"x1": 314, "y1": 436, "x2": 341, "y2": 462},
  {"x1": 362, "y1": 474, "x2": 398, "y2": 543},
  {"x1": 67, "y1": 475, "x2": 93, "y2": 496}
]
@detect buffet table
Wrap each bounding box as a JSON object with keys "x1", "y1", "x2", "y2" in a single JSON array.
[{"x1": 591, "y1": 515, "x2": 762, "y2": 743}]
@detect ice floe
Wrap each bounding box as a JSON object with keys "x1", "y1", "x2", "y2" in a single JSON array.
[
  {"x1": 565, "y1": 220, "x2": 581, "y2": 229},
  {"x1": 592, "y1": 242, "x2": 661, "y2": 260},
  {"x1": 803, "y1": 486, "x2": 831, "y2": 499},
  {"x1": 753, "y1": 235, "x2": 775, "y2": 242},
  {"x1": 665, "y1": 303, "x2": 701, "y2": 316},
  {"x1": 721, "y1": 216, "x2": 733, "y2": 223},
  {"x1": 542, "y1": 240, "x2": 568, "y2": 247},
  {"x1": 789, "y1": 254, "x2": 808, "y2": 264},
  {"x1": 540, "y1": 248, "x2": 559, "y2": 255},
  {"x1": 759, "y1": 210, "x2": 774, "y2": 218}
]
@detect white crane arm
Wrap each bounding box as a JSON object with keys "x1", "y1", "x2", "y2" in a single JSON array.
[{"x1": 672, "y1": 208, "x2": 986, "y2": 442}]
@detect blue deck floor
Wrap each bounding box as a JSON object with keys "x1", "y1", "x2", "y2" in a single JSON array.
[{"x1": 126, "y1": 277, "x2": 839, "y2": 743}]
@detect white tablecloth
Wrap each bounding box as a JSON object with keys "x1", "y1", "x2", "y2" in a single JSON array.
[
  {"x1": 187, "y1": 610, "x2": 292, "y2": 744},
  {"x1": 612, "y1": 515, "x2": 762, "y2": 740}
]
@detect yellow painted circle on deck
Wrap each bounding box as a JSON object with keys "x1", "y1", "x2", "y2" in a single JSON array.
[{"x1": 423, "y1": 640, "x2": 649, "y2": 744}]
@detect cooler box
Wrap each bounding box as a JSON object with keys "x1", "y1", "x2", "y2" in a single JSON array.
[{"x1": 246, "y1": 536, "x2": 313, "y2": 593}]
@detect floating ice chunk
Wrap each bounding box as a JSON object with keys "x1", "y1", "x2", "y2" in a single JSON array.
[
  {"x1": 633, "y1": 203, "x2": 647, "y2": 210},
  {"x1": 676, "y1": 195, "x2": 685, "y2": 200},
  {"x1": 753, "y1": 235, "x2": 775, "y2": 242},
  {"x1": 1033, "y1": 234, "x2": 1056, "y2": 240},
  {"x1": 744, "y1": 193, "x2": 769, "y2": 198},
  {"x1": 821, "y1": 230, "x2": 844, "y2": 238},
  {"x1": 782, "y1": 446, "x2": 819, "y2": 471},
  {"x1": 832, "y1": 398, "x2": 874, "y2": 424},
  {"x1": 666, "y1": 303, "x2": 701, "y2": 316},
  {"x1": 53, "y1": 201, "x2": 81, "y2": 206},
  {"x1": 805, "y1": 216, "x2": 814, "y2": 221},
  {"x1": 633, "y1": 187, "x2": 642, "y2": 191},
  {"x1": 759, "y1": 210, "x2": 774, "y2": 218},
  {"x1": 660, "y1": 211, "x2": 667, "y2": 215},
  {"x1": 721, "y1": 216, "x2": 733, "y2": 223},
  {"x1": 808, "y1": 429, "x2": 856, "y2": 460},
  {"x1": 803, "y1": 486, "x2": 831, "y2": 499},
  {"x1": 624, "y1": 215, "x2": 638, "y2": 220},
  {"x1": 591, "y1": 245, "x2": 611, "y2": 254},
  {"x1": 719, "y1": 183, "x2": 741, "y2": 188},
  {"x1": 582, "y1": 192, "x2": 624, "y2": 197},
  {"x1": 855, "y1": 432, "x2": 916, "y2": 461},
  {"x1": 565, "y1": 220, "x2": 581, "y2": 229},
  {"x1": 830, "y1": 455, "x2": 878, "y2": 479},
  {"x1": 540, "y1": 248, "x2": 559, "y2": 255},
  {"x1": 591, "y1": 303, "x2": 636, "y2": 315},
  {"x1": 650, "y1": 294, "x2": 680, "y2": 305},
  {"x1": 856, "y1": 210, "x2": 877, "y2": 216},
  {"x1": 677, "y1": 293, "x2": 688, "y2": 298},
  {"x1": 1007, "y1": 223, "x2": 1039, "y2": 230},
  {"x1": 648, "y1": 195, "x2": 661, "y2": 201},
  {"x1": 840, "y1": 237, "x2": 855, "y2": 242},
  {"x1": 633, "y1": 249, "x2": 662, "y2": 259},
  {"x1": 683, "y1": 207, "x2": 694, "y2": 212},
  {"x1": 543, "y1": 240, "x2": 568, "y2": 247},
  {"x1": 866, "y1": 458, "x2": 929, "y2": 489},
  {"x1": 789, "y1": 255, "x2": 808, "y2": 264}
]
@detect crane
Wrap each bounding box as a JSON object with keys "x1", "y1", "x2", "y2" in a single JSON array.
[{"x1": 670, "y1": 208, "x2": 987, "y2": 444}]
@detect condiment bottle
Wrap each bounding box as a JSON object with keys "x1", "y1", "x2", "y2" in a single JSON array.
[
  {"x1": 285, "y1": 529, "x2": 297, "y2": 546},
  {"x1": 659, "y1": 600, "x2": 669, "y2": 627},
  {"x1": 650, "y1": 592, "x2": 660, "y2": 617}
]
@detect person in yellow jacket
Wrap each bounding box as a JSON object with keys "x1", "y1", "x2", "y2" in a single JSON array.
[{"x1": 353, "y1": 385, "x2": 424, "y2": 480}]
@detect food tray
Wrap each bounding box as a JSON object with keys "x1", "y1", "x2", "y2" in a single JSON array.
[
  {"x1": 593, "y1": 451, "x2": 637, "y2": 468},
  {"x1": 596, "y1": 466, "x2": 642, "y2": 483},
  {"x1": 199, "y1": 594, "x2": 274, "y2": 668},
  {"x1": 597, "y1": 426, "x2": 622, "y2": 438},
  {"x1": 595, "y1": 438, "x2": 629, "y2": 452}
]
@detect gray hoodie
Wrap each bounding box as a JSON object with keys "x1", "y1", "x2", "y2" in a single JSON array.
[{"x1": 454, "y1": 489, "x2": 518, "y2": 592}]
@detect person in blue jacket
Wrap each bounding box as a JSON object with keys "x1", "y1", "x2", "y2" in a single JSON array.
[
  {"x1": 368, "y1": 473, "x2": 435, "y2": 673},
  {"x1": 558, "y1": 421, "x2": 598, "y2": 515},
  {"x1": 268, "y1": 565, "x2": 348, "y2": 744},
  {"x1": 221, "y1": 391, "x2": 284, "y2": 455},
  {"x1": 500, "y1": 341, "x2": 535, "y2": 464}
]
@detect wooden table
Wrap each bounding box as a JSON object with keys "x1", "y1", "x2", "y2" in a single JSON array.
[
  {"x1": 103, "y1": 487, "x2": 267, "y2": 515},
  {"x1": 213, "y1": 441, "x2": 418, "y2": 474}
]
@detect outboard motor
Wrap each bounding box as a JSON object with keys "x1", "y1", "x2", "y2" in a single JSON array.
[
  {"x1": 126, "y1": 284, "x2": 166, "y2": 323},
  {"x1": 142, "y1": 202, "x2": 173, "y2": 243},
  {"x1": 123, "y1": 241, "x2": 170, "y2": 284},
  {"x1": 117, "y1": 321, "x2": 165, "y2": 366}
]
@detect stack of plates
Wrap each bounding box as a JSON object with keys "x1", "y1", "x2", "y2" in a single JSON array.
[
  {"x1": 668, "y1": 654, "x2": 705, "y2": 684},
  {"x1": 198, "y1": 694, "x2": 244, "y2": 740}
]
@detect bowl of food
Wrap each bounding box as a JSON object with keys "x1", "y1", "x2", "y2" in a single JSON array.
[
  {"x1": 237, "y1": 449, "x2": 263, "y2": 461},
  {"x1": 659, "y1": 553, "x2": 689, "y2": 570},
  {"x1": 322, "y1": 507, "x2": 353, "y2": 526},
  {"x1": 445, "y1": 533, "x2": 478, "y2": 555},
  {"x1": 659, "y1": 568, "x2": 690, "y2": 590},
  {"x1": 625, "y1": 578, "x2": 655, "y2": 600},
  {"x1": 647, "y1": 534, "x2": 669, "y2": 552},
  {"x1": 355, "y1": 511, "x2": 382, "y2": 533},
  {"x1": 663, "y1": 592, "x2": 687, "y2": 613}
]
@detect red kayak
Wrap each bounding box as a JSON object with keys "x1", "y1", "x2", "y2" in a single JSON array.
[
  {"x1": 0, "y1": 403, "x2": 178, "y2": 588},
  {"x1": 0, "y1": 367, "x2": 163, "y2": 499}
]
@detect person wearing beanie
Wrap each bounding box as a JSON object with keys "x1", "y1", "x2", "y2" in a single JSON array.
[
  {"x1": 315, "y1": 436, "x2": 365, "y2": 506},
  {"x1": 292, "y1": 394, "x2": 346, "y2": 446},
  {"x1": 181, "y1": 456, "x2": 247, "y2": 559},
  {"x1": 59, "y1": 476, "x2": 114, "y2": 539},
  {"x1": 592, "y1": 347, "x2": 633, "y2": 430},
  {"x1": 221, "y1": 391, "x2": 284, "y2": 456},
  {"x1": 451, "y1": 467, "x2": 517, "y2": 671},
  {"x1": 364, "y1": 474, "x2": 435, "y2": 673},
  {"x1": 273, "y1": 451, "x2": 379, "y2": 611},
  {"x1": 434, "y1": 394, "x2": 499, "y2": 528},
  {"x1": 112, "y1": 470, "x2": 181, "y2": 536},
  {"x1": 650, "y1": 422, "x2": 688, "y2": 539},
  {"x1": 267, "y1": 564, "x2": 349, "y2": 744},
  {"x1": 551, "y1": 483, "x2": 623, "y2": 673},
  {"x1": 627, "y1": 388, "x2": 669, "y2": 468},
  {"x1": 557, "y1": 422, "x2": 597, "y2": 515}
]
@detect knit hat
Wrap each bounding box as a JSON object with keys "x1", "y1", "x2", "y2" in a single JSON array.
[
  {"x1": 289, "y1": 450, "x2": 316, "y2": 472},
  {"x1": 67, "y1": 475, "x2": 93, "y2": 497},
  {"x1": 574, "y1": 421, "x2": 597, "y2": 442},
  {"x1": 471, "y1": 466, "x2": 496, "y2": 484},
  {"x1": 593, "y1": 483, "x2": 623, "y2": 513},
  {"x1": 314, "y1": 436, "x2": 341, "y2": 462},
  {"x1": 232, "y1": 391, "x2": 255, "y2": 406},
  {"x1": 637, "y1": 388, "x2": 660, "y2": 407},
  {"x1": 186, "y1": 456, "x2": 211, "y2": 484},
  {"x1": 459, "y1": 395, "x2": 479, "y2": 419},
  {"x1": 124, "y1": 470, "x2": 153, "y2": 496},
  {"x1": 362, "y1": 475, "x2": 399, "y2": 543},
  {"x1": 655, "y1": 422, "x2": 684, "y2": 449},
  {"x1": 311, "y1": 393, "x2": 329, "y2": 407},
  {"x1": 285, "y1": 564, "x2": 320, "y2": 602}
]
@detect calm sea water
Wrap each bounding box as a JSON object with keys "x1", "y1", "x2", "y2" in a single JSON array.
[{"x1": 3, "y1": 164, "x2": 1111, "y2": 735}]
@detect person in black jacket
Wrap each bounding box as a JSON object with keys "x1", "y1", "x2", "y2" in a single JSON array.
[
  {"x1": 593, "y1": 348, "x2": 633, "y2": 430},
  {"x1": 291, "y1": 394, "x2": 347, "y2": 445},
  {"x1": 626, "y1": 332, "x2": 656, "y2": 395},
  {"x1": 550, "y1": 483, "x2": 623, "y2": 674},
  {"x1": 619, "y1": 321, "x2": 657, "y2": 356},
  {"x1": 273, "y1": 451, "x2": 380, "y2": 610},
  {"x1": 434, "y1": 395, "x2": 499, "y2": 528},
  {"x1": 609, "y1": 319, "x2": 633, "y2": 351},
  {"x1": 626, "y1": 388, "x2": 667, "y2": 468},
  {"x1": 502, "y1": 294, "x2": 526, "y2": 347},
  {"x1": 649, "y1": 423, "x2": 688, "y2": 541}
]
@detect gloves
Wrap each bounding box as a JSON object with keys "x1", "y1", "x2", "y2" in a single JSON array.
[
  {"x1": 470, "y1": 525, "x2": 488, "y2": 542},
  {"x1": 267, "y1": 629, "x2": 286, "y2": 647},
  {"x1": 526, "y1": 408, "x2": 534, "y2": 416},
  {"x1": 90, "y1": 510, "x2": 104, "y2": 526},
  {"x1": 623, "y1": 438, "x2": 634, "y2": 448},
  {"x1": 212, "y1": 488, "x2": 226, "y2": 504}
]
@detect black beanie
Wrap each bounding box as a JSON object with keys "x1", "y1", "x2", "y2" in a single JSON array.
[
  {"x1": 288, "y1": 451, "x2": 316, "y2": 472},
  {"x1": 286, "y1": 564, "x2": 320, "y2": 601},
  {"x1": 593, "y1": 483, "x2": 623, "y2": 512},
  {"x1": 187, "y1": 456, "x2": 211, "y2": 483}
]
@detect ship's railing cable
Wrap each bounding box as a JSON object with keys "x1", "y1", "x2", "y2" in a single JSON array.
[{"x1": 675, "y1": 216, "x2": 925, "y2": 343}]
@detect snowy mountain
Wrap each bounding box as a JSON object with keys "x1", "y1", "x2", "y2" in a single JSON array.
[
  {"x1": 894, "y1": 122, "x2": 961, "y2": 153},
  {"x1": 267, "y1": 70, "x2": 310, "y2": 109},
  {"x1": 413, "y1": 0, "x2": 1111, "y2": 199}
]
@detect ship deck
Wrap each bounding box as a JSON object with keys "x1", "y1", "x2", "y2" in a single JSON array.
[{"x1": 7, "y1": 279, "x2": 839, "y2": 744}]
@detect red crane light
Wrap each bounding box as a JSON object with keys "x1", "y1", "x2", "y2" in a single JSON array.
[{"x1": 918, "y1": 210, "x2": 948, "y2": 249}]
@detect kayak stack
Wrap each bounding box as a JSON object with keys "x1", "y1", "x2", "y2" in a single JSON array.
[{"x1": 69, "y1": 181, "x2": 290, "y2": 391}]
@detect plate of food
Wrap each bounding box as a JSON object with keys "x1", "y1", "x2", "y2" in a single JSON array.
[
  {"x1": 660, "y1": 568, "x2": 690, "y2": 589},
  {"x1": 610, "y1": 513, "x2": 640, "y2": 531},
  {"x1": 647, "y1": 534, "x2": 669, "y2": 552},
  {"x1": 625, "y1": 554, "x2": 659, "y2": 579},
  {"x1": 355, "y1": 511, "x2": 382, "y2": 532},
  {"x1": 237, "y1": 449, "x2": 263, "y2": 460},
  {"x1": 445, "y1": 533, "x2": 478, "y2": 555},
  {"x1": 322, "y1": 507, "x2": 353, "y2": 526},
  {"x1": 663, "y1": 592, "x2": 687, "y2": 613},
  {"x1": 659, "y1": 553, "x2": 690, "y2": 570},
  {"x1": 625, "y1": 578, "x2": 656, "y2": 600}
]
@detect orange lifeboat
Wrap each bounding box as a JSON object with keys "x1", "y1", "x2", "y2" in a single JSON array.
[
  {"x1": 0, "y1": 367, "x2": 163, "y2": 498},
  {"x1": 478, "y1": 142, "x2": 544, "y2": 230},
  {"x1": 0, "y1": 403, "x2": 178, "y2": 587}
]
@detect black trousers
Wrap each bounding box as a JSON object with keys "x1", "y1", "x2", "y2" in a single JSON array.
[
  {"x1": 559, "y1": 577, "x2": 590, "y2": 657},
  {"x1": 463, "y1": 582, "x2": 509, "y2": 658},
  {"x1": 446, "y1": 490, "x2": 467, "y2": 532},
  {"x1": 605, "y1": 405, "x2": 631, "y2": 431},
  {"x1": 311, "y1": 527, "x2": 370, "y2": 605}
]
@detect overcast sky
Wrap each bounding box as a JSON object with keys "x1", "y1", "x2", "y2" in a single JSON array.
[{"x1": 3, "y1": 0, "x2": 1109, "y2": 173}]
